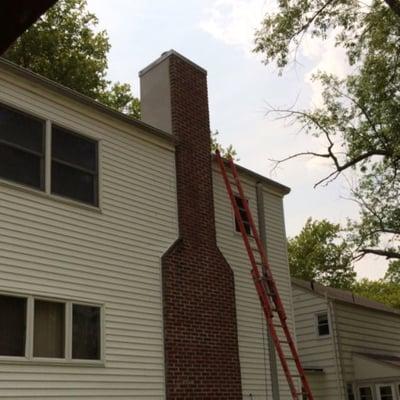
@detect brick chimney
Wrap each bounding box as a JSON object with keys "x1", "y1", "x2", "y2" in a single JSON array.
[{"x1": 140, "y1": 50, "x2": 242, "y2": 399}]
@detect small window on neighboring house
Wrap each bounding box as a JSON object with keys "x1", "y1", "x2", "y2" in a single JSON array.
[
  {"x1": 72, "y1": 304, "x2": 101, "y2": 360},
  {"x1": 347, "y1": 384, "x2": 355, "y2": 400},
  {"x1": 359, "y1": 386, "x2": 373, "y2": 400},
  {"x1": 0, "y1": 295, "x2": 26, "y2": 356},
  {"x1": 51, "y1": 126, "x2": 98, "y2": 206},
  {"x1": 0, "y1": 104, "x2": 45, "y2": 189},
  {"x1": 33, "y1": 300, "x2": 65, "y2": 358},
  {"x1": 316, "y1": 312, "x2": 330, "y2": 336},
  {"x1": 234, "y1": 195, "x2": 251, "y2": 235}
]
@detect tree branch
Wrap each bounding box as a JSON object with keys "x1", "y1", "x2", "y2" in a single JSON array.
[
  {"x1": 384, "y1": 0, "x2": 400, "y2": 18},
  {"x1": 359, "y1": 248, "x2": 400, "y2": 259}
]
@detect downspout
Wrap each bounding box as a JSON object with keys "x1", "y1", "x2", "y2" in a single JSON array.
[
  {"x1": 328, "y1": 298, "x2": 346, "y2": 399},
  {"x1": 256, "y1": 182, "x2": 280, "y2": 400}
]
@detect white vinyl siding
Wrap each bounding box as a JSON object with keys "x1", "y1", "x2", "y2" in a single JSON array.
[
  {"x1": 213, "y1": 166, "x2": 295, "y2": 399},
  {"x1": 334, "y1": 301, "x2": 400, "y2": 383},
  {"x1": 263, "y1": 188, "x2": 298, "y2": 400},
  {"x1": 291, "y1": 285, "x2": 344, "y2": 400},
  {"x1": 0, "y1": 65, "x2": 178, "y2": 399}
]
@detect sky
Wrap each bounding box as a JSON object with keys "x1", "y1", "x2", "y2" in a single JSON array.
[{"x1": 86, "y1": 0, "x2": 387, "y2": 279}]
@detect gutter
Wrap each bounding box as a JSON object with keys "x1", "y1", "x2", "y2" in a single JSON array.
[{"x1": 0, "y1": 57, "x2": 174, "y2": 143}]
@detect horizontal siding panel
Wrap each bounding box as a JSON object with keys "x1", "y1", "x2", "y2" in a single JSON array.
[
  {"x1": 213, "y1": 166, "x2": 295, "y2": 399},
  {"x1": 0, "y1": 67, "x2": 178, "y2": 399},
  {"x1": 335, "y1": 301, "x2": 400, "y2": 381},
  {"x1": 292, "y1": 286, "x2": 342, "y2": 399}
]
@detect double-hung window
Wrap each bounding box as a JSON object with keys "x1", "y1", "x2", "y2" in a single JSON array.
[
  {"x1": 316, "y1": 312, "x2": 330, "y2": 337},
  {"x1": 0, "y1": 104, "x2": 45, "y2": 190},
  {"x1": 377, "y1": 385, "x2": 394, "y2": 400},
  {"x1": 359, "y1": 386, "x2": 373, "y2": 400},
  {"x1": 51, "y1": 126, "x2": 98, "y2": 205},
  {"x1": 234, "y1": 195, "x2": 251, "y2": 235},
  {"x1": 0, "y1": 103, "x2": 98, "y2": 206},
  {"x1": 0, "y1": 293, "x2": 102, "y2": 362}
]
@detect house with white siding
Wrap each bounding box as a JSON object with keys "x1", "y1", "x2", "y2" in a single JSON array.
[
  {"x1": 0, "y1": 50, "x2": 297, "y2": 399},
  {"x1": 292, "y1": 278, "x2": 400, "y2": 400}
]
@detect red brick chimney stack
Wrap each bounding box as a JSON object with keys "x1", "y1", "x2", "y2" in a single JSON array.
[{"x1": 140, "y1": 50, "x2": 242, "y2": 399}]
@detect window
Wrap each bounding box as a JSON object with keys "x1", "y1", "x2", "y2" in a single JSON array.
[
  {"x1": 0, "y1": 104, "x2": 99, "y2": 207},
  {"x1": 72, "y1": 304, "x2": 101, "y2": 360},
  {"x1": 0, "y1": 293, "x2": 102, "y2": 362},
  {"x1": 0, "y1": 295, "x2": 26, "y2": 356},
  {"x1": 34, "y1": 300, "x2": 65, "y2": 358},
  {"x1": 347, "y1": 384, "x2": 355, "y2": 400},
  {"x1": 316, "y1": 312, "x2": 330, "y2": 336},
  {"x1": 0, "y1": 104, "x2": 45, "y2": 189},
  {"x1": 359, "y1": 386, "x2": 373, "y2": 400},
  {"x1": 377, "y1": 385, "x2": 394, "y2": 400},
  {"x1": 51, "y1": 126, "x2": 98, "y2": 205},
  {"x1": 234, "y1": 195, "x2": 251, "y2": 235}
]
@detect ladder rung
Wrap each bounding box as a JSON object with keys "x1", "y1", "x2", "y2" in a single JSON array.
[{"x1": 216, "y1": 150, "x2": 314, "y2": 400}]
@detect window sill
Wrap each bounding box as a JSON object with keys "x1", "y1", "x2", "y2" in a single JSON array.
[
  {"x1": 0, "y1": 178, "x2": 102, "y2": 213},
  {"x1": 0, "y1": 356, "x2": 105, "y2": 367},
  {"x1": 233, "y1": 229, "x2": 255, "y2": 241}
]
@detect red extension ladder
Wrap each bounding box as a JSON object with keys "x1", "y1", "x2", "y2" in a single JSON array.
[{"x1": 215, "y1": 150, "x2": 314, "y2": 400}]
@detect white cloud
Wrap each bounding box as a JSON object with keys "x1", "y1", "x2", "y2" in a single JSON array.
[
  {"x1": 199, "y1": 0, "x2": 273, "y2": 54},
  {"x1": 302, "y1": 33, "x2": 350, "y2": 107}
]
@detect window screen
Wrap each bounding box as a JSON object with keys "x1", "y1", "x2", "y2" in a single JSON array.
[
  {"x1": 0, "y1": 104, "x2": 44, "y2": 189},
  {"x1": 234, "y1": 195, "x2": 251, "y2": 235},
  {"x1": 359, "y1": 387, "x2": 373, "y2": 400},
  {"x1": 0, "y1": 295, "x2": 26, "y2": 356},
  {"x1": 379, "y1": 386, "x2": 394, "y2": 400},
  {"x1": 51, "y1": 126, "x2": 98, "y2": 205},
  {"x1": 33, "y1": 300, "x2": 65, "y2": 358},
  {"x1": 72, "y1": 304, "x2": 100, "y2": 360},
  {"x1": 317, "y1": 313, "x2": 330, "y2": 336}
]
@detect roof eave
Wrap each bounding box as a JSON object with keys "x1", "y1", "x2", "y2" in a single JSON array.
[{"x1": 0, "y1": 57, "x2": 175, "y2": 144}]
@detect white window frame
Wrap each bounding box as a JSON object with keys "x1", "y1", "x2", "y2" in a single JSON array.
[
  {"x1": 358, "y1": 385, "x2": 374, "y2": 400},
  {"x1": 0, "y1": 291, "x2": 104, "y2": 366},
  {"x1": 0, "y1": 101, "x2": 102, "y2": 212},
  {"x1": 315, "y1": 311, "x2": 331, "y2": 338},
  {"x1": 376, "y1": 384, "x2": 395, "y2": 400}
]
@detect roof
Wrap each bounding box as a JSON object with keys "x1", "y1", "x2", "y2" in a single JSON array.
[
  {"x1": 292, "y1": 277, "x2": 400, "y2": 316},
  {"x1": 0, "y1": 57, "x2": 290, "y2": 194},
  {"x1": 0, "y1": 57, "x2": 174, "y2": 143},
  {"x1": 214, "y1": 156, "x2": 290, "y2": 195},
  {"x1": 0, "y1": 0, "x2": 57, "y2": 54},
  {"x1": 356, "y1": 353, "x2": 400, "y2": 368}
]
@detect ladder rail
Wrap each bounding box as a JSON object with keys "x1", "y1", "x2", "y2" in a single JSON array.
[
  {"x1": 215, "y1": 150, "x2": 314, "y2": 400},
  {"x1": 227, "y1": 157, "x2": 287, "y2": 318}
]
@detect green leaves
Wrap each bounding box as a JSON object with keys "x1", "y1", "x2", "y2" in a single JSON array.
[
  {"x1": 288, "y1": 218, "x2": 356, "y2": 289},
  {"x1": 4, "y1": 0, "x2": 140, "y2": 118},
  {"x1": 353, "y1": 278, "x2": 400, "y2": 309},
  {"x1": 255, "y1": 0, "x2": 400, "y2": 261}
]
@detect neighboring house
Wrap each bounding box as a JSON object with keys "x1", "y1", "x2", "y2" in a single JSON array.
[
  {"x1": 0, "y1": 50, "x2": 296, "y2": 399},
  {"x1": 292, "y1": 278, "x2": 400, "y2": 400}
]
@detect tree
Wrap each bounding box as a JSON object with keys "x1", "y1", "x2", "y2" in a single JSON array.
[
  {"x1": 288, "y1": 218, "x2": 356, "y2": 289},
  {"x1": 211, "y1": 130, "x2": 238, "y2": 160},
  {"x1": 384, "y1": 259, "x2": 400, "y2": 283},
  {"x1": 254, "y1": 1, "x2": 400, "y2": 262},
  {"x1": 353, "y1": 278, "x2": 400, "y2": 309},
  {"x1": 4, "y1": 0, "x2": 140, "y2": 118}
]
